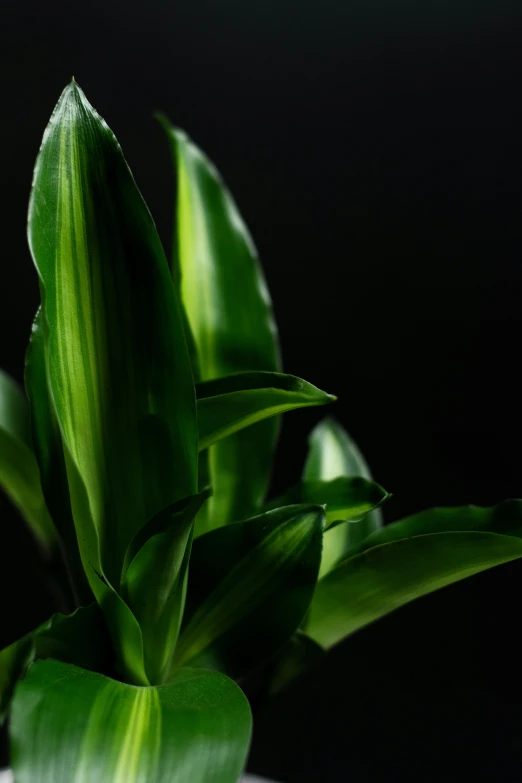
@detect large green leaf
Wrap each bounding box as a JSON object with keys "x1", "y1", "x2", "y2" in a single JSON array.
[
  {"x1": 197, "y1": 371, "x2": 335, "y2": 451},
  {"x1": 0, "y1": 369, "x2": 55, "y2": 548},
  {"x1": 303, "y1": 417, "x2": 383, "y2": 577},
  {"x1": 11, "y1": 659, "x2": 251, "y2": 783},
  {"x1": 28, "y1": 82, "x2": 197, "y2": 594},
  {"x1": 122, "y1": 493, "x2": 208, "y2": 685},
  {"x1": 160, "y1": 119, "x2": 281, "y2": 534},
  {"x1": 173, "y1": 505, "x2": 324, "y2": 679},
  {"x1": 25, "y1": 309, "x2": 90, "y2": 605},
  {"x1": 306, "y1": 501, "x2": 522, "y2": 649}
]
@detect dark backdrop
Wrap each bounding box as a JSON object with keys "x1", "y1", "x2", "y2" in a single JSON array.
[{"x1": 2, "y1": 1, "x2": 522, "y2": 780}]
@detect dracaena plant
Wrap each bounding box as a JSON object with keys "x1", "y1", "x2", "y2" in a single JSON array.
[{"x1": 1, "y1": 82, "x2": 522, "y2": 782}]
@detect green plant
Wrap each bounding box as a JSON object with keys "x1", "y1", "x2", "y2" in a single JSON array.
[{"x1": 1, "y1": 81, "x2": 522, "y2": 781}]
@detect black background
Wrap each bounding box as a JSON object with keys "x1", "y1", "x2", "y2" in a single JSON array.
[{"x1": 2, "y1": 1, "x2": 522, "y2": 780}]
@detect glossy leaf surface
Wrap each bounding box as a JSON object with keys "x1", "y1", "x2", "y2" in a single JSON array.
[
  {"x1": 11, "y1": 659, "x2": 251, "y2": 783},
  {"x1": 161, "y1": 119, "x2": 280, "y2": 532},
  {"x1": 197, "y1": 372, "x2": 335, "y2": 451},
  {"x1": 28, "y1": 82, "x2": 197, "y2": 592},
  {"x1": 0, "y1": 369, "x2": 54, "y2": 548},
  {"x1": 304, "y1": 418, "x2": 383, "y2": 577},
  {"x1": 174, "y1": 505, "x2": 324, "y2": 678},
  {"x1": 306, "y1": 504, "x2": 522, "y2": 648},
  {"x1": 122, "y1": 493, "x2": 208, "y2": 684}
]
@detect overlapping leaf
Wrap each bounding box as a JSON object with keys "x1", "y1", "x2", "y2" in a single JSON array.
[
  {"x1": 174, "y1": 505, "x2": 324, "y2": 678},
  {"x1": 27, "y1": 82, "x2": 199, "y2": 682},
  {"x1": 303, "y1": 418, "x2": 383, "y2": 576},
  {"x1": 161, "y1": 119, "x2": 281, "y2": 533},
  {"x1": 306, "y1": 501, "x2": 522, "y2": 649},
  {"x1": 0, "y1": 369, "x2": 54, "y2": 548},
  {"x1": 265, "y1": 476, "x2": 388, "y2": 529},
  {"x1": 196, "y1": 372, "x2": 335, "y2": 451},
  {"x1": 122, "y1": 493, "x2": 209, "y2": 684},
  {"x1": 10, "y1": 659, "x2": 251, "y2": 783}
]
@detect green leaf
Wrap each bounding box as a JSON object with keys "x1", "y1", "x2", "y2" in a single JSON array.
[
  {"x1": 173, "y1": 505, "x2": 325, "y2": 679},
  {"x1": 10, "y1": 659, "x2": 251, "y2": 783},
  {"x1": 265, "y1": 476, "x2": 388, "y2": 529},
  {"x1": 122, "y1": 493, "x2": 209, "y2": 684},
  {"x1": 160, "y1": 119, "x2": 281, "y2": 533},
  {"x1": 349, "y1": 499, "x2": 522, "y2": 554},
  {"x1": 28, "y1": 82, "x2": 198, "y2": 595},
  {"x1": 25, "y1": 309, "x2": 90, "y2": 605},
  {"x1": 0, "y1": 369, "x2": 55, "y2": 548},
  {"x1": 306, "y1": 501, "x2": 522, "y2": 649},
  {"x1": 303, "y1": 417, "x2": 383, "y2": 577},
  {"x1": 197, "y1": 371, "x2": 336, "y2": 451}
]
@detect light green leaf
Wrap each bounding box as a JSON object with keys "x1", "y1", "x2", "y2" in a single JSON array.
[
  {"x1": 0, "y1": 369, "x2": 55, "y2": 548},
  {"x1": 28, "y1": 82, "x2": 197, "y2": 594},
  {"x1": 174, "y1": 505, "x2": 325, "y2": 678},
  {"x1": 306, "y1": 501, "x2": 522, "y2": 649},
  {"x1": 304, "y1": 417, "x2": 383, "y2": 577},
  {"x1": 122, "y1": 493, "x2": 209, "y2": 684},
  {"x1": 160, "y1": 119, "x2": 281, "y2": 533},
  {"x1": 10, "y1": 659, "x2": 251, "y2": 783},
  {"x1": 197, "y1": 372, "x2": 335, "y2": 451}
]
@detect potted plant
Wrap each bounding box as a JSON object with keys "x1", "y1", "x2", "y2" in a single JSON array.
[{"x1": 2, "y1": 82, "x2": 522, "y2": 782}]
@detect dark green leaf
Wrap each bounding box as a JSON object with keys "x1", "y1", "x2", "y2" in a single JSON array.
[
  {"x1": 265, "y1": 476, "x2": 388, "y2": 529},
  {"x1": 25, "y1": 309, "x2": 90, "y2": 605},
  {"x1": 303, "y1": 417, "x2": 383, "y2": 576},
  {"x1": 197, "y1": 372, "x2": 335, "y2": 451},
  {"x1": 28, "y1": 82, "x2": 197, "y2": 593},
  {"x1": 174, "y1": 505, "x2": 325, "y2": 678},
  {"x1": 160, "y1": 119, "x2": 281, "y2": 533},
  {"x1": 11, "y1": 659, "x2": 251, "y2": 783},
  {"x1": 306, "y1": 509, "x2": 522, "y2": 649},
  {"x1": 0, "y1": 369, "x2": 55, "y2": 548},
  {"x1": 349, "y1": 499, "x2": 522, "y2": 554},
  {"x1": 0, "y1": 635, "x2": 33, "y2": 724},
  {"x1": 122, "y1": 493, "x2": 209, "y2": 684},
  {"x1": 0, "y1": 604, "x2": 109, "y2": 722}
]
